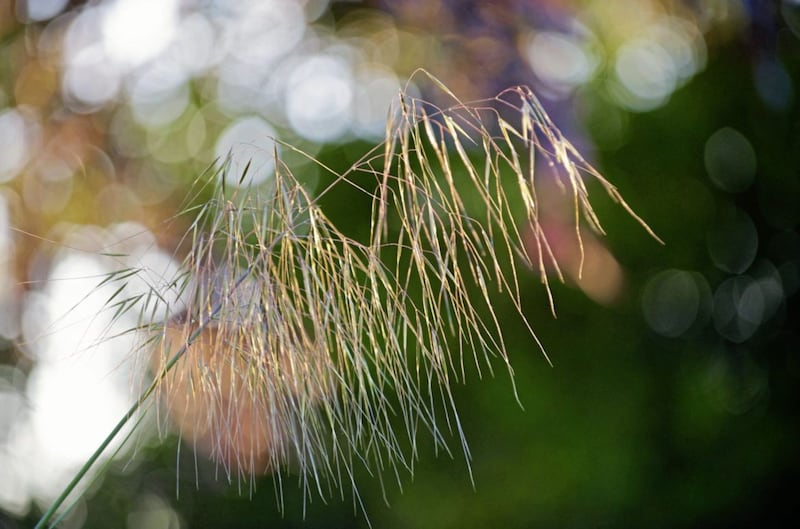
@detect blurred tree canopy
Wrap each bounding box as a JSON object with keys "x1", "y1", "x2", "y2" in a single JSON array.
[{"x1": 1, "y1": 0, "x2": 799, "y2": 528}]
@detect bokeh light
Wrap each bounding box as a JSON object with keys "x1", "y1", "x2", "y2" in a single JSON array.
[
  {"x1": 707, "y1": 208, "x2": 759, "y2": 274},
  {"x1": 525, "y1": 30, "x2": 598, "y2": 98},
  {"x1": 610, "y1": 15, "x2": 705, "y2": 112},
  {"x1": 754, "y1": 58, "x2": 794, "y2": 111},
  {"x1": 102, "y1": 0, "x2": 178, "y2": 70},
  {"x1": 642, "y1": 269, "x2": 711, "y2": 338},
  {"x1": 214, "y1": 116, "x2": 279, "y2": 186},
  {"x1": 286, "y1": 53, "x2": 355, "y2": 143},
  {"x1": 0, "y1": 108, "x2": 38, "y2": 183},
  {"x1": 704, "y1": 127, "x2": 757, "y2": 193},
  {"x1": 126, "y1": 493, "x2": 183, "y2": 529},
  {"x1": 712, "y1": 275, "x2": 769, "y2": 343},
  {"x1": 351, "y1": 66, "x2": 401, "y2": 139},
  {"x1": 16, "y1": 0, "x2": 69, "y2": 22},
  {"x1": 128, "y1": 64, "x2": 190, "y2": 129}
]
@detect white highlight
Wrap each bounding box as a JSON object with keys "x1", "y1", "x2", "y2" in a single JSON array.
[{"x1": 102, "y1": 0, "x2": 179, "y2": 68}]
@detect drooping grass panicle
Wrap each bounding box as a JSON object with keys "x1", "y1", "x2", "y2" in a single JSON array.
[
  {"x1": 36, "y1": 72, "x2": 658, "y2": 527},
  {"x1": 151, "y1": 72, "x2": 658, "y2": 489}
]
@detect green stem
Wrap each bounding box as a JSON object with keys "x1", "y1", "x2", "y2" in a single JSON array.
[{"x1": 48, "y1": 406, "x2": 150, "y2": 528}]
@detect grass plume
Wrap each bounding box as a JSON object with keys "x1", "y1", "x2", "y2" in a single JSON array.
[{"x1": 36, "y1": 72, "x2": 657, "y2": 526}]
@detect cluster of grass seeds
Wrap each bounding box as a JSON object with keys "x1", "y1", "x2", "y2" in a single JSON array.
[{"x1": 37, "y1": 73, "x2": 658, "y2": 527}]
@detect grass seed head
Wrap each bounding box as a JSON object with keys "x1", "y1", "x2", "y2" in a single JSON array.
[{"x1": 146, "y1": 71, "x2": 658, "y2": 498}]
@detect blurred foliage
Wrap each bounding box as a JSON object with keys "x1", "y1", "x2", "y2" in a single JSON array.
[{"x1": 1, "y1": 0, "x2": 800, "y2": 528}]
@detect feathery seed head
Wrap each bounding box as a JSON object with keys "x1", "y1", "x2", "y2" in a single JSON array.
[{"x1": 147, "y1": 71, "x2": 658, "y2": 498}]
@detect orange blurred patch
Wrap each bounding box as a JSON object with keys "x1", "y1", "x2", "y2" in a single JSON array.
[
  {"x1": 524, "y1": 219, "x2": 626, "y2": 306},
  {"x1": 153, "y1": 320, "x2": 333, "y2": 476}
]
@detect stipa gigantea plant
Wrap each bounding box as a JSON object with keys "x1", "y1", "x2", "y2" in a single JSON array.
[{"x1": 35, "y1": 73, "x2": 659, "y2": 527}]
